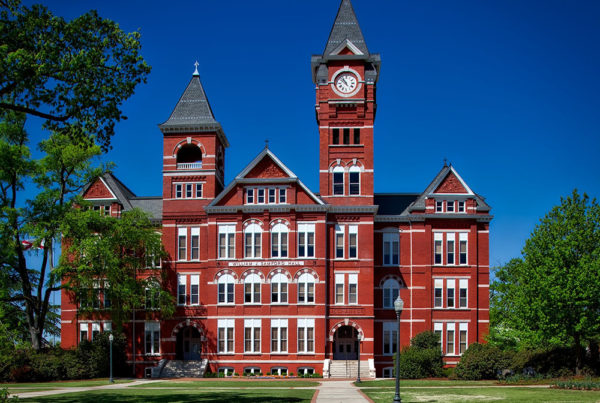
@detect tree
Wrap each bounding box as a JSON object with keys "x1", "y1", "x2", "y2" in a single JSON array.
[
  {"x1": 491, "y1": 190, "x2": 600, "y2": 374},
  {"x1": 58, "y1": 207, "x2": 174, "y2": 333},
  {"x1": 0, "y1": 0, "x2": 151, "y2": 150}
]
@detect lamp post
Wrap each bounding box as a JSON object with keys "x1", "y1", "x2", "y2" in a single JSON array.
[
  {"x1": 109, "y1": 333, "x2": 114, "y2": 383},
  {"x1": 393, "y1": 295, "x2": 404, "y2": 403},
  {"x1": 356, "y1": 332, "x2": 362, "y2": 383}
]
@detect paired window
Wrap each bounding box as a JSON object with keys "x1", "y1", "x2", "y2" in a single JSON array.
[
  {"x1": 218, "y1": 274, "x2": 235, "y2": 304},
  {"x1": 245, "y1": 187, "x2": 287, "y2": 204},
  {"x1": 434, "y1": 232, "x2": 468, "y2": 265},
  {"x1": 244, "y1": 223, "x2": 262, "y2": 259},
  {"x1": 92, "y1": 205, "x2": 111, "y2": 216},
  {"x1": 145, "y1": 322, "x2": 160, "y2": 355},
  {"x1": 335, "y1": 224, "x2": 358, "y2": 259},
  {"x1": 82, "y1": 281, "x2": 110, "y2": 310},
  {"x1": 297, "y1": 318, "x2": 315, "y2": 353},
  {"x1": 218, "y1": 319, "x2": 235, "y2": 353},
  {"x1": 244, "y1": 319, "x2": 261, "y2": 353},
  {"x1": 297, "y1": 272, "x2": 315, "y2": 304},
  {"x1": 434, "y1": 322, "x2": 468, "y2": 356},
  {"x1": 177, "y1": 275, "x2": 200, "y2": 306},
  {"x1": 332, "y1": 165, "x2": 361, "y2": 195},
  {"x1": 434, "y1": 278, "x2": 468, "y2": 309},
  {"x1": 270, "y1": 273, "x2": 288, "y2": 304},
  {"x1": 334, "y1": 273, "x2": 358, "y2": 305},
  {"x1": 244, "y1": 273, "x2": 261, "y2": 304},
  {"x1": 383, "y1": 232, "x2": 399, "y2": 265},
  {"x1": 271, "y1": 319, "x2": 288, "y2": 353},
  {"x1": 218, "y1": 225, "x2": 236, "y2": 259},
  {"x1": 271, "y1": 223, "x2": 288, "y2": 258},
  {"x1": 382, "y1": 278, "x2": 400, "y2": 309},
  {"x1": 174, "y1": 182, "x2": 203, "y2": 199},
  {"x1": 297, "y1": 223, "x2": 315, "y2": 258},
  {"x1": 80, "y1": 322, "x2": 111, "y2": 342},
  {"x1": 383, "y1": 322, "x2": 398, "y2": 355}
]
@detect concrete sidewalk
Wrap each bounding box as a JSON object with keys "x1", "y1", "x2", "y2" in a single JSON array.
[
  {"x1": 314, "y1": 380, "x2": 369, "y2": 403},
  {"x1": 10, "y1": 379, "x2": 161, "y2": 399}
]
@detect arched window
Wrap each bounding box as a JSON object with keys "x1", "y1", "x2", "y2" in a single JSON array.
[
  {"x1": 244, "y1": 223, "x2": 262, "y2": 258},
  {"x1": 271, "y1": 223, "x2": 288, "y2": 258},
  {"x1": 271, "y1": 273, "x2": 288, "y2": 304},
  {"x1": 218, "y1": 274, "x2": 235, "y2": 304},
  {"x1": 382, "y1": 278, "x2": 400, "y2": 309},
  {"x1": 244, "y1": 273, "x2": 261, "y2": 304},
  {"x1": 332, "y1": 166, "x2": 344, "y2": 195},
  {"x1": 297, "y1": 272, "x2": 315, "y2": 304},
  {"x1": 176, "y1": 144, "x2": 203, "y2": 168},
  {"x1": 349, "y1": 165, "x2": 360, "y2": 195}
]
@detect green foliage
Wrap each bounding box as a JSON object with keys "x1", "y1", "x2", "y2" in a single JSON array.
[
  {"x1": 510, "y1": 346, "x2": 576, "y2": 378},
  {"x1": 0, "y1": 0, "x2": 151, "y2": 150},
  {"x1": 454, "y1": 343, "x2": 514, "y2": 380},
  {"x1": 394, "y1": 331, "x2": 444, "y2": 379},
  {"x1": 491, "y1": 190, "x2": 600, "y2": 372},
  {"x1": 553, "y1": 379, "x2": 600, "y2": 390},
  {"x1": 410, "y1": 331, "x2": 442, "y2": 350}
]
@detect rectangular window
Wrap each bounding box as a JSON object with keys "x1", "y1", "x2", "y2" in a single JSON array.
[
  {"x1": 178, "y1": 228, "x2": 187, "y2": 261},
  {"x1": 145, "y1": 322, "x2": 160, "y2": 355},
  {"x1": 91, "y1": 322, "x2": 100, "y2": 340},
  {"x1": 349, "y1": 170, "x2": 360, "y2": 195},
  {"x1": 446, "y1": 324, "x2": 455, "y2": 355},
  {"x1": 353, "y1": 128, "x2": 360, "y2": 144},
  {"x1": 383, "y1": 322, "x2": 398, "y2": 355},
  {"x1": 186, "y1": 183, "x2": 193, "y2": 198},
  {"x1": 218, "y1": 319, "x2": 235, "y2": 353},
  {"x1": 244, "y1": 230, "x2": 261, "y2": 259},
  {"x1": 218, "y1": 225, "x2": 236, "y2": 259},
  {"x1": 196, "y1": 183, "x2": 203, "y2": 198},
  {"x1": 447, "y1": 279, "x2": 455, "y2": 308},
  {"x1": 268, "y1": 188, "x2": 276, "y2": 204},
  {"x1": 459, "y1": 279, "x2": 468, "y2": 308},
  {"x1": 343, "y1": 128, "x2": 350, "y2": 144},
  {"x1": 297, "y1": 318, "x2": 315, "y2": 353},
  {"x1": 191, "y1": 228, "x2": 199, "y2": 260},
  {"x1": 383, "y1": 233, "x2": 399, "y2": 265},
  {"x1": 92, "y1": 281, "x2": 101, "y2": 309},
  {"x1": 244, "y1": 319, "x2": 261, "y2": 353},
  {"x1": 104, "y1": 205, "x2": 110, "y2": 216},
  {"x1": 103, "y1": 281, "x2": 111, "y2": 308},
  {"x1": 434, "y1": 279, "x2": 443, "y2": 308},
  {"x1": 335, "y1": 273, "x2": 344, "y2": 304},
  {"x1": 177, "y1": 274, "x2": 186, "y2": 305},
  {"x1": 244, "y1": 279, "x2": 260, "y2": 304},
  {"x1": 459, "y1": 323, "x2": 468, "y2": 355},
  {"x1": 348, "y1": 225, "x2": 358, "y2": 259},
  {"x1": 279, "y1": 188, "x2": 286, "y2": 203},
  {"x1": 434, "y1": 233, "x2": 443, "y2": 265},
  {"x1": 459, "y1": 233, "x2": 468, "y2": 265},
  {"x1": 218, "y1": 278, "x2": 234, "y2": 304},
  {"x1": 271, "y1": 230, "x2": 288, "y2": 258},
  {"x1": 80, "y1": 323, "x2": 88, "y2": 342},
  {"x1": 332, "y1": 128, "x2": 339, "y2": 144},
  {"x1": 271, "y1": 319, "x2": 288, "y2": 353},
  {"x1": 246, "y1": 188, "x2": 254, "y2": 204},
  {"x1": 447, "y1": 233, "x2": 455, "y2": 265},
  {"x1": 434, "y1": 323, "x2": 443, "y2": 352},
  {"x1": 436, "y1": 200, "x2": 443, "y2": 212},
  {"x1": 348, "y1": 273, "x2": 358, "y2": 304},
  {"x1": 190, "y1": 275, "x2": 199, "y2": 305},
  {"x1": 270, "y1": 280, "x2": 288, "y2": 304},
  {"x1": 333, "y1": 170, "x2": 344, "y2": 195},
  {"x1": 175, "y1": 184, "x2": 182, "y2": 199},
  {"x1": 458, "y1": 201, "x2": 465, "y2": 212},
  {"x1": 298, "y1": 223, "x2": 315, "y2": 258},
  {"x1": 103, "y1": 322, "x2": 112, "y2": 332},
  {"x1": 145, "y1": 286, "x2": 159, "y2": 310},
  {"x1": 335, "y1": 225, "x2": 344, "y2": 259},
  {"x1": 257, "y1": 188, "x2": 265, "y2": 204},
  {"x1": 446, "y1": 200, "x2": 454, "y2": 212}
]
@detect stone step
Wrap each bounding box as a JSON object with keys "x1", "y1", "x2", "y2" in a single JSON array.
[
  {"x1": 329, "y1": 360, "x2": 371, "y2": 378},
  {"x1": 159, "y1": 359, "x2": 208, "y2": 378}
]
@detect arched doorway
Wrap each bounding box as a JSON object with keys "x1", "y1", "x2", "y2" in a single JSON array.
[
  {"x1": 176, "y1": 326, "x2": 202, "y2": 360},
  {"x1": 333, "y1": 325, "x2": 358, "y2": 360}
]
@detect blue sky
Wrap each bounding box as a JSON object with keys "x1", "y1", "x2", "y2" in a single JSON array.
[{"x1": 26, "y1": 0, "x2": 600, "y2": 268}]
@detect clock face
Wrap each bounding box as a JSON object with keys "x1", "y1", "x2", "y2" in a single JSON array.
[{"x1": 335, "y1": 72, "x2": 358, "y2": 94}]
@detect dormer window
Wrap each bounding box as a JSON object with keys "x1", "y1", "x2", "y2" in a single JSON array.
[
  {"x1": 447, "y1": 201, "x2": 454, "y2": 213},
  {"x1": 279, "y1": 188, "x2": 286, "y2": 203},
  {"x1": 268, "y1": 188, "x2": 276, "y2": 203},
  {"x1": 244, "y1": 187, "x2": 288, "y2": 205},
  {"x1": 458, "y1": 201, "x2": 465, "y2": 213},
  {"x1": 247, "y1": 189, "x2": 254, "y2": 204},
  {"x1": 436, "y1": 201, "x2": 443, "y2": 212},
  {"x1": 257, "y1": 189, "x2": 265, "y2": 204},
  {"x1": 176, "y1": 144, "x2": 203, "y2": 169}
]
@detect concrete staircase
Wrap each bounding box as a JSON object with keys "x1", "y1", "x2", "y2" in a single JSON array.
[
  {"x1": 157, "y1": 359, "x2": 208, "y2": 378},
  {"x1": 328, "y1": 360, "x2": 371, "y2": 379}
]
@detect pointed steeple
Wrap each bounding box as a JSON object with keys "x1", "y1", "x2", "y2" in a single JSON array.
[{"x1": 324, "y1": 0, "x2": 369, "y2": 56}]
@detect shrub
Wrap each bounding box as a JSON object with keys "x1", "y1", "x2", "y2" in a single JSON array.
[
  {"x1": 553, "y1": 379, "x2": 600, "y2": 390},
  {"x1": 454, "y1": 343, "x2": 513, "y2": 380},
  {"x1": 397, "y1": 346, "x2": 444, "y2": 379},
  {"x1": 411, "y1": 331, "x2": 441, "y2": 350},
  {"x1": 510, "y1": 346, "x2": 576, "y2": 378}
]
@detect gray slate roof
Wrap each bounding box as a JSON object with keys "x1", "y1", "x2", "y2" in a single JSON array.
[
  {"x1": 130, "y1": 197, "x2": 163, "y2": 221},
  {"x1": 374, "y1": 193, "x2": 420, "y2": 215},
  {"x1": 324, "y1": 0, "x2": 369, "y2": 56}
]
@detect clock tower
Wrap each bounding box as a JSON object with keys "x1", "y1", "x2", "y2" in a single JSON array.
[{"x1": 312, "y1": 0, "x2": 380, "y2": 205}]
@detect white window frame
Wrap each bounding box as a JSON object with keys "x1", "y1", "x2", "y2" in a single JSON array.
[
  {"x1": 270, "y1": 273, "x2": 288, "y2": 304},
  {"x1": 175, "y1": 183, "x2": 183, "y2": 199},
  {"x1": 348, "y1": 225, "x2": 358, "y2": 259},
  {"x1": 447, "y1": 233, "x2": 455, "y2": 265},
  {"x1": 446, "y1": 323, "x2": 455, "y2": 355},
  {"x1": 335, "y1": 273, "x2": 344, "y2": 305},
  {"x1": 434, "y1": 322, "x2": 443, "y2": 352},
  {"x1": 434, "y1": 279, "x2": 443, "y2": 308},
  {"x1": 257, "y1": 188, "x2": 265, "y2": 204},
  {"x1": 279, "y1": 188, "x2": 287, "y2": 203},
  {"x1": 383, "y1": 278, "x2": 400, "y2": 309},
  {"x1": 244, "y1": 273, "x2": 261, "y2": 304},
  {"x1": 297, "y1": 272, "x2": 315, "y2": 304},
  {"x1": 458, "y1": 200, "x2": 465, "y2": 213},
  {"x1": 177, "y1": 274, "x2": 186, "y2": 306},
  {"x1": 190, "y1": 274, "x2": 199, "y2": 305},
  {"x1": 459, "y1": 279, "x2": 468, "y2": 308},
  {"x1": 218, "y1": 319, "x2": 235, "y2": 354},
  {"x1": 190, "y1": 227, "x2": 200, "y2": 261},
  {"x1": 459, "y1": 233, "x2": 468, "y2": 265},
  {"x1": 196, "y1": 183, "x2": 203, "y2": 198},
  {"x1": 348, "y1": 273, "x2": 358, "y2": 305},
  {"x1": 270, "y1": 319, "x2": 288, "y2": 353},
  {"x1": 383, "y1": 232, "x2": 399, "y2": 266},
  {"x1": 447, "y1": 279, "x2": 455, "y2": 308},
  {"x1": 246, "y1": 188, "x2": 254, "y2": 204},
  {"x1": 435, "y1": 200, "x2": 443, "y2": 212},
  {"x1": 459, "y1": 323, "x2": 468, "y2": 355},
  {"x1": 91, "y1": 322, "x2": 101, "y2": 340},
  {"x1": 446, "y1": 200, "x2": 455, "y2": 213},
  {"x1": 244, "y1": 223, "x2": 262, "y2": 259},
  {"x1": 271, "y1": 223, "x2": 289, "y2": 258},
  {"x1": 79, "y1": 323, "x2": 88, "y2": 341},
  {"x1": 218, "y1": 274, "x2": 235, "y2": 304},
  {"x1": 185, "y1": 183, "x2": 193, "y2": 198},
  {"x1": 335, "y1": 225, "x2": 344, "y2": 259},
  {"x1": 178, "y1": 227, "x2": 187, "y2": 261},
  {"x1": 297, "y1": 223, "x2": 315, "y2": 258},
  {"x1": 268, "y1": 188, "x2": 276, "y2": 204},
  {"x1": 145, "y1": 322, "x2": 160, "y2": 355},
  {"x1": 332, "y1": 166, "x2": 344, "y2": 195},
  {"x1": 349, "y1": 165, "x2": 360, "y2": 195},
  {"x1": 103, "y1": 322, "x2": 112, "y2": 332},
  {"x1": 297, "y1": 318, "x2": 315, "y2": 353},
  {"x1": 244, "y1": 319, "x2": 261, "y2": 353},
  {"x1": 383, "y1": 321, "x2": 398, "y2": 356},
  {"x1": 218, "y1": 224, "x2": 236, "y2": 259},
  {"x1": 434, "y1": 233, "x2": 443, "y2": 265}
]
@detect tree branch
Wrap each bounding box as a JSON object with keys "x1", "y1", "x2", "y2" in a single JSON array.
[{"x1": 0, "y1": 102, "x2": 69, "y2": 122}]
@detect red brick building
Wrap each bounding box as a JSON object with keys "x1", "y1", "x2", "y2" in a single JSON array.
[{"x1": 61, "y1": 0, "x2": 491, "y2": 378}]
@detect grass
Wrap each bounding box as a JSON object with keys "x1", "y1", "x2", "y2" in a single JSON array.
[
  {"x1": 131, "y1": 380, "x2": 320, "y2": 388},
  {"x1": 1, "y1": 379, "x2": 132, "y2": 388},
  {"x1": 18, "y1": 388, "x2": 315, "y2": 402},
  {"x1": 356, "y1": 379, "x2": 498, "y2": 387}
]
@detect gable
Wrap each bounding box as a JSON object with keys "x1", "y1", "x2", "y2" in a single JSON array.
[
  {"x1": 433, "y1": 171, "x2": 468, "y2": 194},
  {"x1": 245, "y1": 156, "x2": 289, "y2": 179},
  {"x1": 83, "y1": 178, "x2": 116, "y2": 200}
]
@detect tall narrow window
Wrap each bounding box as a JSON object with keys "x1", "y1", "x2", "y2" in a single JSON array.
[
  {"x1": 268, "y1": 188, "x2": 276, "y2": 204},
  {"x1": 190, "y1": 275, "x2": 199, "y2": 305},
  {"x1": 459, "y1": 323, "x2": 468, "y2": 354},
  {"x1": 91, "y1": 322, "x2": 101, "y2": 340},
  {"x1": 298, "y1": 223, "x2": 315, "y2": 258},
  {"x1": 103, "y1": 281, "x2": 111, "y2": 308},
  {"x1": 244, "y1": 273, "x2": 261, "y2": 304},
  {"x1": 244, "y1": 223, "x2": 262, "y2": 259},
  {"x1": 447, "y1": 233, "x2": 455, "y2": 265},
  {"x1": 279, "y1": 188, "x2": 286, "y2": 203},
  {"x1": 218, "y1": 274, "x2": 235, "y2": 304},
  {"x1": 383, "y1": 322, "x2": 398, "y2": 355},
  {"x1": 271, "y1": 273, "x2": 288, "y2": 304},
  {"x1": 349, "y1": 166, "x2": 360, "y2": 195},
  {"x1": 434, "y1": 233, "x2": 443, "y2": 265},
  {"x1": 297, "y1": 272, "x2": 315, "y2": 304},
  {"x1": 145, "y1": 322, "x2": 160, "y2": 355},
  {"x1": 446, "y1": 200, "x2": 454, "y2": 212},
  {"x1": 446, "y1": 324, "x2": 455, "y2": 355},
  {"x1": 434, "y1": 323, "x2": 443, "y2": 352},
  {"x1": 335, "y1": 225, "x2": 344, "y2": 259},
  {"x1": 348, "y1": 225, "x2": 358, "y2": 258},
  {"x1": 271, "y1": 319, "x2": 288, "y2": 353},
  {"x1": 332, "y1": 128, "x2": 339, "y2": 144},
  {"x1": 80, "y1": 323, "x2": 88, "y2": 342},
  {"x1": 191, "y1": 228, "x2": 200, "y2": 260},
  {"x1": 218, "y1": 319, "x2": 235, "y2": 353},
  {"x1": 178, "y1": 228, "x2": 187, "y2": 261},
  {"x1": 297, "y1": 318, "x2": 315, "y2": 353},
  {"x1": 436, "y1": 200, "x2": 443, "y2": 212},
  {"x1": 343, "y1": 128, "x2": 350, "y2": 144},
  {"x1": 348, "y1": 273, "x2": 358, "y2": 304},
  {"x1": 271, "y1": 223, "x2": 288, "y2": 258},
  {"x1": 246, "y1": 188, "x2": 254, "y2": 204},
  {"x1": 335, "y1": 273, "x2": 344, "y2": 304},
  {"x1": 458, "y1": 201, "x2": 465, "y2": 212},
  {"x1": 244, "y1": 319, "x2": 261, "y2": 353},
  {"x1": 196, "y1": 183, "x2": 203, "y2": 198},
  {"x1": 459, "y1": 233, "x2": 468, "y2": 265},
  {"x1": 447, "y1": 279, "x2": 455, "y2": 308},
  {"x1": 353, "y1": 128, "x2": 360, "y2": 144},
  {"x1": 177, "y1": 274, "x2": 186, "y2": 305},
  {"x1": 145, "y1": 281, "x2": 159, "y2": 310},
  {"x1": 333, "y1": 166, "x2": 344, "y2": 195},
  {"x1": 459, "y1": 279, "x2": 468, "y2": 308},
  {"x1": 434, "y1": 279, "x2": 443, "y2": 308},
  {"x1": 383, "y1": 278, "x2": 400, "y2": 308},
  {"x1": 218, "y1": 225, "x2": 236, "y2": 259},
  {"x1": 175, "y1": 184, "x2": 183, "y2": 199},
  {"x1": 186, "y1": 183, "x2": 193, "y2": 198},
  {"x1": 383, "y1": 232, "x2": 399, "y2": 265},
  {"x1": 257, "y1": 188, "x2": 265, "y2": 204}
]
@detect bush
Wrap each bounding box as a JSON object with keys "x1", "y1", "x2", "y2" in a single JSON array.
[
  {"x1": 393, "y1": 331, "x2": 444, "y2": 379},
  {"x1": 510, "y1": 346, "x2": 576, "y2": 378},
  {"x1": 411, "y1": 331, "x2": 441, "y2": 350},
  {"x1": 553, "y1": 379, "x2": 600, "y2": 390},
  {"x1": 454, "y1": 343, "x2": 513, "y2": 380}
]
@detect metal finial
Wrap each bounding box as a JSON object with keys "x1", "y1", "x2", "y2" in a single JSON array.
[
  {"x1": 265, "y1": 139, "x2": 269, "y2": 149},
  {"x1": 193, "y1": 61, "x2": 200, "y2": 76},
  {"x1": 443, "y1": 158, "x2": 448, "y2": 167}
]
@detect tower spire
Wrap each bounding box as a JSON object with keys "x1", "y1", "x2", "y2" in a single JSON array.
[{"x1": 323, "y1": 0, "x2": 369, "y2": 56}]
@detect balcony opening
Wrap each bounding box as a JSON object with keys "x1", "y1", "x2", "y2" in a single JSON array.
[{"x1": 177, "y1": 144, "x2": 203, "y2": 169}]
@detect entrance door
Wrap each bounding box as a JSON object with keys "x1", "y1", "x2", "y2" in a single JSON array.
[
  {"x1": 333, "y1": 326, "x2": 358, "y2": 360},
  {"x1": 181, "y1": 326, "x2": 202, "y2": 360}
]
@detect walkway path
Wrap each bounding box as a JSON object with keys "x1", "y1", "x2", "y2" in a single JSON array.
[
  {"x1": 315, "y1": 380, "x2": 369, "y2": 403},
  {"x1": 10, "y1": 379, "x2": 161, "y2": 399}
]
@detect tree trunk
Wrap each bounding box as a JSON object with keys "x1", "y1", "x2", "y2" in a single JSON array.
[
  {"x1": 574, "y1": 333, "x2": 583, "y2": 375},
  {"x1": 589, "y1": 340, "x2": 599, "y2": 374}
]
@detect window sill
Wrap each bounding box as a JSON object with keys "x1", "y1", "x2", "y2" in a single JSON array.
[
  {"x1": 217, "y1": 352, "x2": 235, "y2": 355},
  {"x1": 270, "y1": 352, "x2": 289, "y2": 355},
  {"x1": 243, "y1": 353, "x2": 262, "y2": 355},
  {"x1": 145, "y1": 353, "x2": 161, "y2": 357},
  {"x1": 297, "y1": 352, "x2": 315, "y2": 355}
]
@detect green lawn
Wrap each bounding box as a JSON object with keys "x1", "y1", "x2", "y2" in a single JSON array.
[
  {"x1": 19, "y1": 388, "x2": 315, "y2": 402},
  {"x1": 131, "y1": 380, "x2": 319, "y2": 388},
  {"x1": 356, "y1": 379, "x2": 498, "y2": 387},
  {"x1": 3, "y1": 379, "x2": 132, "y2": 393}
]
